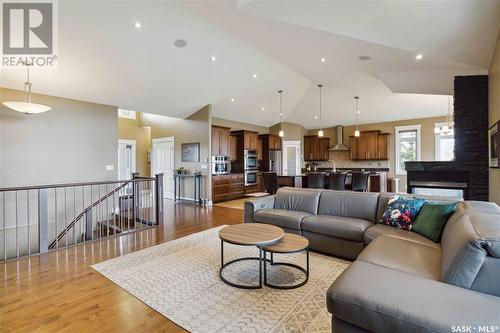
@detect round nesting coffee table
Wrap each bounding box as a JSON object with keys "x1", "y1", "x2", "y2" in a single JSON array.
[
  {"x1": 219, "y1": 223, "x2": 284, "y2": 289},
  {"x1": 262, "y1": 233, "x2": 309, "y2": 289}
]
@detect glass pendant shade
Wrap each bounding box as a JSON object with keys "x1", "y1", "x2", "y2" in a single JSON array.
[
  {"x1": 279, "y1": 130, "x2": 284, "y2": 137},
  {"x1": 2, "y1": 101, "x2": 51, "y2": 114},
  {"x1": 318, "y1": 129, "x2": 324, "y2": 137},
  {"x1": 434, "y1": 127, "x2": 441, "y2": 134},
  {"x1": 2, "y1": 60, "x2": 51, "y2": 114},
  {"x1": 354, "y1": 130, "x2": 360, "y2": 137}
]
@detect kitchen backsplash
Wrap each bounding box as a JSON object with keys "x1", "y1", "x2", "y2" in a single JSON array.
[{"x1": 303, "y1": 150, "x2": 390, "y2": 169}]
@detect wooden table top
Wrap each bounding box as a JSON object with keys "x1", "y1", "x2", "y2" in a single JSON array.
[
  {"x1": 219, "y1": 223, "x2": 284, "y2": 246},
  {"x1": 262, "y1": 233, "x2": 309, "y2": 253}
]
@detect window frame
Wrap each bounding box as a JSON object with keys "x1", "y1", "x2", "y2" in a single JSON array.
[
  {"x1": 395, "y1": 124, "x2": 421, "y2": 175},
  {"x1": 434, "y1": 122, "x2": 455, "y2": 161},
  {"x1": 118, "y1": 108, "x2": 137, "y2": 120}
]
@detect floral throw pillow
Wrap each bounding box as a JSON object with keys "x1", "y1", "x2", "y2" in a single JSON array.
[{"x1": 379, "y1": 195, "x2": 426, "y2": 230}]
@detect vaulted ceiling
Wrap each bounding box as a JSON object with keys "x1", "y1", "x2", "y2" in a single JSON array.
[{"x1": 1, "y1": 0, "x2": 498, "y2": 128}]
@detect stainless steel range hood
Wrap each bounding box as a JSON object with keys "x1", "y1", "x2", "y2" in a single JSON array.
[{"x1": 328, "y1": 125, "x2": 350, "y2": 151}]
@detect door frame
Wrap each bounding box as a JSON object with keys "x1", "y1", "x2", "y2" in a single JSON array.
[
  {"x1": 151, "y1": 137, "x2": 175, "y2": 199},
  {"x1": 282, "y1": 140, "x2": 301, "y2": 176},
  {"x1": 118, "y1": 139, "x2": 137, "y2": 179}
]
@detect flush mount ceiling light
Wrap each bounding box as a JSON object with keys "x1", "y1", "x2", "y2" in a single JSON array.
[
  {"x1": 134, "y1": 21, "x2": 142, "y2": 29},
  {"x1": 358, "y1": 56, "x2": 371, "y2": 61},
  {"x1": 415, "y1": 54, "x2": 423, "y2": 60},
  {"x1": 354, "y1": 96, "x2": 360, "y2": 137},
  {"x1": 278, "y1": 90, "x2": 284, "y2": 138},
  {"x1": 2, "y1": 60, "x2": 51, "y2": 114},
  {"x1": 174, "y1": 39, "x2": 187, "y2": 48},
  {"x1": 317, "y1": 84, "x2": 324, "y2": 137}
]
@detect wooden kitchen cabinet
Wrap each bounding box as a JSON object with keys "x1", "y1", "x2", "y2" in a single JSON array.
[
  {"x1": 304, "y1": 136, "x2": 329, "y2": 161},
  {"x1": 230, "y1": 135, "x2": 238, "y2": 161},
  {"x1": 350, "y1": 131, "x2": 390, "y2": 161},
  {"x1": 212, "y1": 173, "x2": 245, "y2": 203},
  {"x1": 211, "y1": 125, "x2": 231, "y2": 156},
  {"x1": 243, "y1": 131, "x2": 258, "y2": 150}
]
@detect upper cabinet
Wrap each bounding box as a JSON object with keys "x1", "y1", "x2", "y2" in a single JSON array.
[
  {"x1": 243, "y1": 131, "x2": 259, "y2": 150},
  {"x1": 350, "y1": 131, "x2": 390, "y2": 160},
  {"x1": 304, "y1": 135, "x2": 330, "y2": 161},
  {"x1": 211, "y1": 125, "x2": 231, "y2": 156}
]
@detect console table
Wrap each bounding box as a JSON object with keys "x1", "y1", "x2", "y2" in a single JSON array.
[{"x1": 173, "y1": 174, "x2": 203, "y2": 205}]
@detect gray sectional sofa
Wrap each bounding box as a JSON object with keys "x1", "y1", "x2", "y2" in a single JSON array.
[{"x1": 244, "y1": 187, "x2": 500, "y2": 333}]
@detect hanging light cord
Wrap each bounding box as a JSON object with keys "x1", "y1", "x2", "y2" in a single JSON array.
[
  {"x1": 279, "y1": 90, "x2": 283, "y2": 122},
  {"x1": 355, "y1": 96, "x2": 360, "y2": 131},
  {"x1": 23, "y1": 59, "x2": 33, "y2": 103},
  {"x1": 318, "y1": 84, "x2": 322, "y2": 131}
]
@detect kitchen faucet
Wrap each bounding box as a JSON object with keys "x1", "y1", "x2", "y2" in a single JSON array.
[{"x1": 328, "y1": 160, "x2": 336, "y2": 173}]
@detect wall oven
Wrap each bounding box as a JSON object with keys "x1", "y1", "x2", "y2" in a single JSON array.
[
  {"x1": 244, "y1": 170, "x2": 258, "y2": 186},
  {"x1": 244, "y1": 150, "x2": 258, "y2": 170},
  {"x1": 212, "y1": 156, "x2": 229, "y2": 175}
]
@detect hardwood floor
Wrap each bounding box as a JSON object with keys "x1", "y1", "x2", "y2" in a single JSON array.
[{"x1": 0, "y1": 201, "x2": 243, "y2": 333}]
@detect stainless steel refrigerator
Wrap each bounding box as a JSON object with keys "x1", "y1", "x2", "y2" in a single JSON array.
[{"x1": 269, "y1": 150, "x2": 282, "y2": 175}]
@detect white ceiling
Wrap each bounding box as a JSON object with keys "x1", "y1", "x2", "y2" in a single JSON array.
[{"x1": 1, "y1": 0, "x2": 498, "y2": 128}]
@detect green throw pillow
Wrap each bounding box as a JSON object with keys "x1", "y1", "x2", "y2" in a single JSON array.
[{"x1": 412, "y1": 202, "x2": 457, "y2": 242}]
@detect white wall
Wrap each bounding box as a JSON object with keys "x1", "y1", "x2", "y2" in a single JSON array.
[{"x1": 0, "y1": 88, "x2": 118, "y2": 187}]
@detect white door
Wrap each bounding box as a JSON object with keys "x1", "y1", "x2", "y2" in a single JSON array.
[
  {"x1": 118, "y1": 140, "x2": 136, "y2": 180},
  {"x1": 282, "y1": 141, "x2": 301, "y2": 176},
  {"x1": 152, "y1": 137, "x2": 175, "y2": 199}
]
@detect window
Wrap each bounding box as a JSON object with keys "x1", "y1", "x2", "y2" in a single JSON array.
[
  {"x1": 395, "y1": 125, "x2": 421, "y2": 175},
  {"x1": 118, "y1": 108, "x2": 136, "y2": 120},
  {"x1": 434, "y1": 122, "x2": 455, "y2": 161}
]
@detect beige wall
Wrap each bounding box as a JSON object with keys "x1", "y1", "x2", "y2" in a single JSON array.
[
  {"x1": 0, "y1": 87, "x2": 118, "y2": 187},
  {"x1": 212, "y1": 117, "x2": 268, "y2": 133},
  {"x1": 307, "y1": 115, "x2": 447, "y2": 191},
  {"x1": 140, "y1": 105, "x2": 211, "y2": 201},
  {"x1": 489, "y1": 31, "x2": 500, "y2": 205},
  {"x1": 118, "y1": 117, "x2": 151, "y2": 177}
]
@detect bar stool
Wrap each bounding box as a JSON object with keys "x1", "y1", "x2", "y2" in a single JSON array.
[
  {"x1": 351, "y1": 172, "x2": 370, "y2": 192},
  {"x1": 330, "y1": 172, "x2": 348, "y2": 191},
  {"x1": 308, "y1": 172, "x2": 326, "y2": 189},
  {"x1": 261, "y1": 172, "x2": 278, "y2": 194}
]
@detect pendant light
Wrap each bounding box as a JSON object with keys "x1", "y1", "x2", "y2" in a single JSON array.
[
  {"x1": 354, "y1": 96, "x2": 360, "y2": 137},
  {"x1": 278, "y1": 90, "x2": 284, "y2": 137},
  {"x1": 2, "y1": 60, "x2": 51, "y2": 114},
  {"x1": 434, "y1": 96, "x2": 454, "y2": 136},
  {"x1": 317, "y1": 84, "x2": 324, "y2": 137}
]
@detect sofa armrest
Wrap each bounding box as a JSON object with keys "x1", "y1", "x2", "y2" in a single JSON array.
[
  {"x1": 327, "y1": 261, "x2": 500, "y2": 333},
  {"x1": 243, "y1": 195, "x2": 275, "y2": 223}
]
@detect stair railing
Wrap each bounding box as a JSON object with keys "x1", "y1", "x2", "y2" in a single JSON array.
[{"x1": 0, "y1": 173, "x2": 164, "y2": 261}]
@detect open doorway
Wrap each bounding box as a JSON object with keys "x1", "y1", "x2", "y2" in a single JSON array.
[
  {"x1": 118, "y1": 140, "x2": 137, "y2": 180},
  {"x1": 282, "y1": 140, "x2": 301, "y2": 176}
]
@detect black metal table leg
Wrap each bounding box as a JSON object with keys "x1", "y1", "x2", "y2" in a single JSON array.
[{"x1": 263, "y1": 249, "x2": 309, "y2": 290}]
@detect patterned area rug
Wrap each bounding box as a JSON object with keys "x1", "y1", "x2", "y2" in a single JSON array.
[{"x1": 92, "y1": 226, "x2": 350, "y2": 333}]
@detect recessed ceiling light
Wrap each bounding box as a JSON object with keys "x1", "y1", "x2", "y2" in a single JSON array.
[
  {"x1": 314, "y1": 115, "x2": 318, "y2": 119},
  {"x1": 253, "y1": 73, "x2": 258, "y2": 78},
  {"x1": 280, "y1": 112, "x2": 283, "y2": 116},
  {"x1": 230, "y1": 98, "x2": 235, "y2": 102},
  {"x1": 321, "y1": 58, "x2": 326, "y2": 62},
  {"x1": 415, "y1": 54, "x2": 423, "y2": 60},
  {"x1": 358, "y1": 56, "x2": 371, "y2": 61},
  {"x1": 211, "y1": 56, "x2": 216, "y2": 62},
  {"x1": 134, "y1": 21, "x2": 141, "y2": 29},
  {"x1": 174, "y1": 39, "x2": 187, "y2": 48},
  {"x1": 261, "y1": 107, "x2": 265, "y2": 111}
]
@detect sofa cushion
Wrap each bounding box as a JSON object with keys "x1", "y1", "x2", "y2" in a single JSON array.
[
  {"x1": 358, "y1": 235, "x2": 441, "y2": 280},
  {"x1": 274, "y1": 187, "x2": 322, "y2": 214},
  {"x1": 376, "y1": 192, "x2": 460, "y2": 222},
  {"x1": 327, "y1": 261, "x2": 500, "y2": 333},
  {"x1": 379, "y1": 195, "x2": 426, "y2": 230},
  {"x1": 317, "y1": 190, "x2": 379, "y2": 222},
  {"x1": 302, "y1": 215, "x2": 372, "y2": 242},
  {"x1": 254, "y1": 208, "x2": 311, "y2": 230},
  {"x1": 364, "y1": 224, "x2": 440, "y2": 249},
  {"x1": 441, "y1": 212, "x2": 500, "y2": 295},
  {"x1": 412, "y1": 202, "x2": 457, "y2": 242}
]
